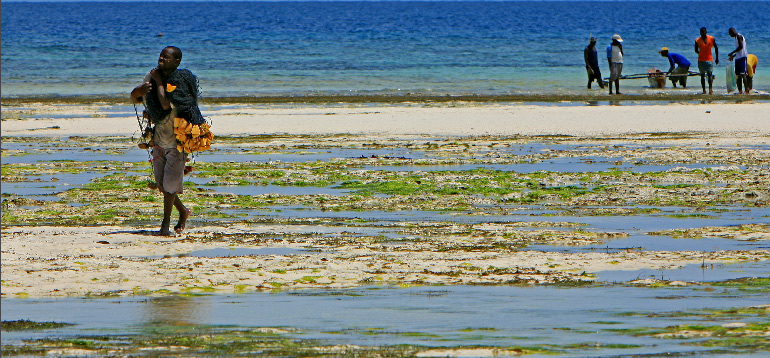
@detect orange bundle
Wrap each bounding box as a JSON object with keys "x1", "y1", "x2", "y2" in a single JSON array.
[{"x1": 174, "y1": 117, "x2": 214, "y2": 153}]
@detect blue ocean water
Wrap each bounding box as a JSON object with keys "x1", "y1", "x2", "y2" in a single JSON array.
[{"x1": 2, "y1": 1, "x2": 769, "y2": 98}]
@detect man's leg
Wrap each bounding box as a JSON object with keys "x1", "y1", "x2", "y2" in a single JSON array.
[
  {"x1": 707, "y1": 71, "x2": 714, "y2": 94},
  {"x1": 680, "y1": 68, "x2": 688, "y2": 89},
  {"x1": 173, "y1": 195, "x2": 190, "y2": 234},
  {"x1": 737, "y1": 74, "x2": 745, "y2": 94},
  {"x1": 700, "y1": 74, "x2": 707, "y2": 94},
  {"x1": 160, "y1": 192, "x2": 175, "y2": 236}
]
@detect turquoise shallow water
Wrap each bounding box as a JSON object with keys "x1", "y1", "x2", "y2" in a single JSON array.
[{"x1": 2, "y1": 1, "x2": 769, "y2": 97}]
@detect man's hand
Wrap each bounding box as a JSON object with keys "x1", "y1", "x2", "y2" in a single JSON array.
[
  {"x1": 715, "y1": 58, "x2": 719, "y2": 65},
  {"x1": 131, "y1": 81, "x2": 152, "y2": 103},
  {"x1": 150, "y1": 68, "x2": 163, "y2": 83},
  {"x1": 138, "y1": 82, "x2": 152, "y2": 95}
]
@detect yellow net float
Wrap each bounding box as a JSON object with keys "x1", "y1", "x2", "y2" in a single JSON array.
[{"x1": 173, "y1": 118, "x2": 214, "y2": 153}]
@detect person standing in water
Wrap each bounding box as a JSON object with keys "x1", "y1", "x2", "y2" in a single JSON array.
[
  {"x1": 694, "y1": 27, "x2": 719, "y2": 94},
  {"x1": 728, "y1": 28, "x2": 749, "y2": 94},
  {"x1": 607, "y1": 34, "x2": 624, "y2": 95},
  {"x1": 584, "y1": 37, "x2": 604, "y2": 89}
]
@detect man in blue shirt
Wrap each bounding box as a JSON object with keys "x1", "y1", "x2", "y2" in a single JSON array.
[{"x1": 659, "y1": 47, "x2": 691, "y2": 88}]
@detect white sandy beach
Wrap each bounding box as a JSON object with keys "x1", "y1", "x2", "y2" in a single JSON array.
[{"x1": 2, "y1": 102, "x2": 770, "y2": 137}]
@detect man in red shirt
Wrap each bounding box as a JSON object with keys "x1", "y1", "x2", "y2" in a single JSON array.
[{"x1": 694, "y1": 27, "x2": 719, "y2": 94}]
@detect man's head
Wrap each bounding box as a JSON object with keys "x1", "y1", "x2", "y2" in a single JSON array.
[
  {"x1": 659, "y1": 47, "x2": 669, "y2": 57},
  {"x1": 729, "y1": 28, "x2": 737, "y2": 37},
  {"x1": 589, "y1": 37, "x2": 597, "y2": 46},
  {"x1": 612, "y1": 34, "x2": 623, "y2": 43},
  {"x1": 700, "y1": 27, "x2": 707, "y2": 37},
  {"x1": 158, "y1": 46, "x2": 182, "y2": 73}
]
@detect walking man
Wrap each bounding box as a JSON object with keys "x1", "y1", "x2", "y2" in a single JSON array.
[
  {"x1": 584, "y1": 37, "x2": 604, "y2": 89},
  {"x1": 728, "y1": 28, "x2": 749, "y2": 94},
  {"x1": 694, "y1": 27, "x2": 719, "y2": 94},
  {"x1": 130, "y1": 46, "x2": 197, "y2": 236}
]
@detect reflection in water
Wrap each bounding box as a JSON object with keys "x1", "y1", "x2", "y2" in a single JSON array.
[
  {"x1": 143, "y1": 296, "x2": 208, "y2": 327},
  {"x1": 3, "y1": 284, "x2": 769, "y2": 356}
]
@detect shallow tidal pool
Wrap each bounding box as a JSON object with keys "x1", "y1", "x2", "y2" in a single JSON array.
[{"x1": 2, "y1": 133, "x2": 769, "y2": 356}]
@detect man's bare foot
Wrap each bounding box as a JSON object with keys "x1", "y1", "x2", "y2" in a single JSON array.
[
  {"x1": 174, "y1": 208, "x2": 191, "y2": 234},
  {"x1": 709, "y1": 90, "x2": 713, "y2": 95},
  {"x1": 156, "y1": 229, "x2": 174, "y2": 236}
]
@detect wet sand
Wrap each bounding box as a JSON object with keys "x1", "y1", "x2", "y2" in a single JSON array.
[
  {"x1": 2, "y1": 224, "x2": 768, "y2": 297},
  {"x1": 2, "y1": 100, "x2": 769, "y2": 297}
]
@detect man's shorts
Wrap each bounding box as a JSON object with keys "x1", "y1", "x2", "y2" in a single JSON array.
[
  {"x1": 735, "y1": 57, "x2": 748, "y2": 75},
  {"x1": 586, "y1": 66, "x2": 602, "y2": 80},
  {"x1": 698, "y1": 61, "x2": 714, "y2": 74},
  {"x1": 609, "y1": 63, "x2": 623, "y2": 81},
  {"x1": 670, "y1": 66, "x2": 689, "y2": 86},
  {"x1": 152, "y1": 147, "x2": 187, "y2": 195}
]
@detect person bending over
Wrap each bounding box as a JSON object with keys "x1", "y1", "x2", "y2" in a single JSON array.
[{"x1": 659, "y1": 47, "x2": 691, "y2": 89}]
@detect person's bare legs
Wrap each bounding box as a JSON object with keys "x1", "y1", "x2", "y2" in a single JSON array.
[
  {"x1": 173, "y1": 196, "x2": 190, "y2": 234},
  {"x1": 160, "y1": 192, "x2": 175, "y2": 236},
  {"x1": 747, "y1": 76, "x2": 753, "y2": 93},
  {"x1": 158, "y1": 192, "x2": 188, "y2": 236}
]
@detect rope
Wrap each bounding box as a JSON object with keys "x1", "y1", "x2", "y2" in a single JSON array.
[
  {"x1": 133, "y1": 102, "x2": 157, "y2": 188},
  {"x1": 604, "y1": 71, "x2": 702, "y2": 81}
]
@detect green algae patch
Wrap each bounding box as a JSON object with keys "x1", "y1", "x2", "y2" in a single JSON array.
[
  {"x1": 609, "y1": 322, "x2": 770, "y2": 351},
  {"x1": 650, "y1": 224, "x2": 770, "y2": 240},
  {"x1": 709, "y1": 277, "x2": 770, "y2": 293},
  {"x1": 607, "y1": 305, "x2": 770, "y2": 352},
  {"x1": 1, "y1": 320, "x2": 74, "y2": 331},
  {"x1": 0, "y1": 323, "x2": 568, "y2": 357}
]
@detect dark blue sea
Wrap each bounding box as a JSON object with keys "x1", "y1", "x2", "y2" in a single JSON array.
[{"x1": 2, "y1": 1, "x2": 769, "y2": 98}]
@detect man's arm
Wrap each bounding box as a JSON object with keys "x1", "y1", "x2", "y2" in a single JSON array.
[
  {"x1": 729, "y1": 35, "x2": 743, "y2": 58},
  {"x1": 694, "y1": 40, "x2": 700, "y2": 55},
  {"x1": 584, "y1": 48, "x2": 593, "y2": 73},
  {"x1": 150, "y1": 69, "x2": 172, "y2": 110},
  {"x1": 668, "y1": 57, "x2": 675, "y2": 74},
  {"x1": 131, "y1": 82, "x2": 151, "y2": 103},
  {"x1": 714, "y1": 41, "x2": 719, "y2": 64}
]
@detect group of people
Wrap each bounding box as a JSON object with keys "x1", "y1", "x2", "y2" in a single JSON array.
[{"x1": 584, "y1": 27, "x2": 757, "y2": 95}]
